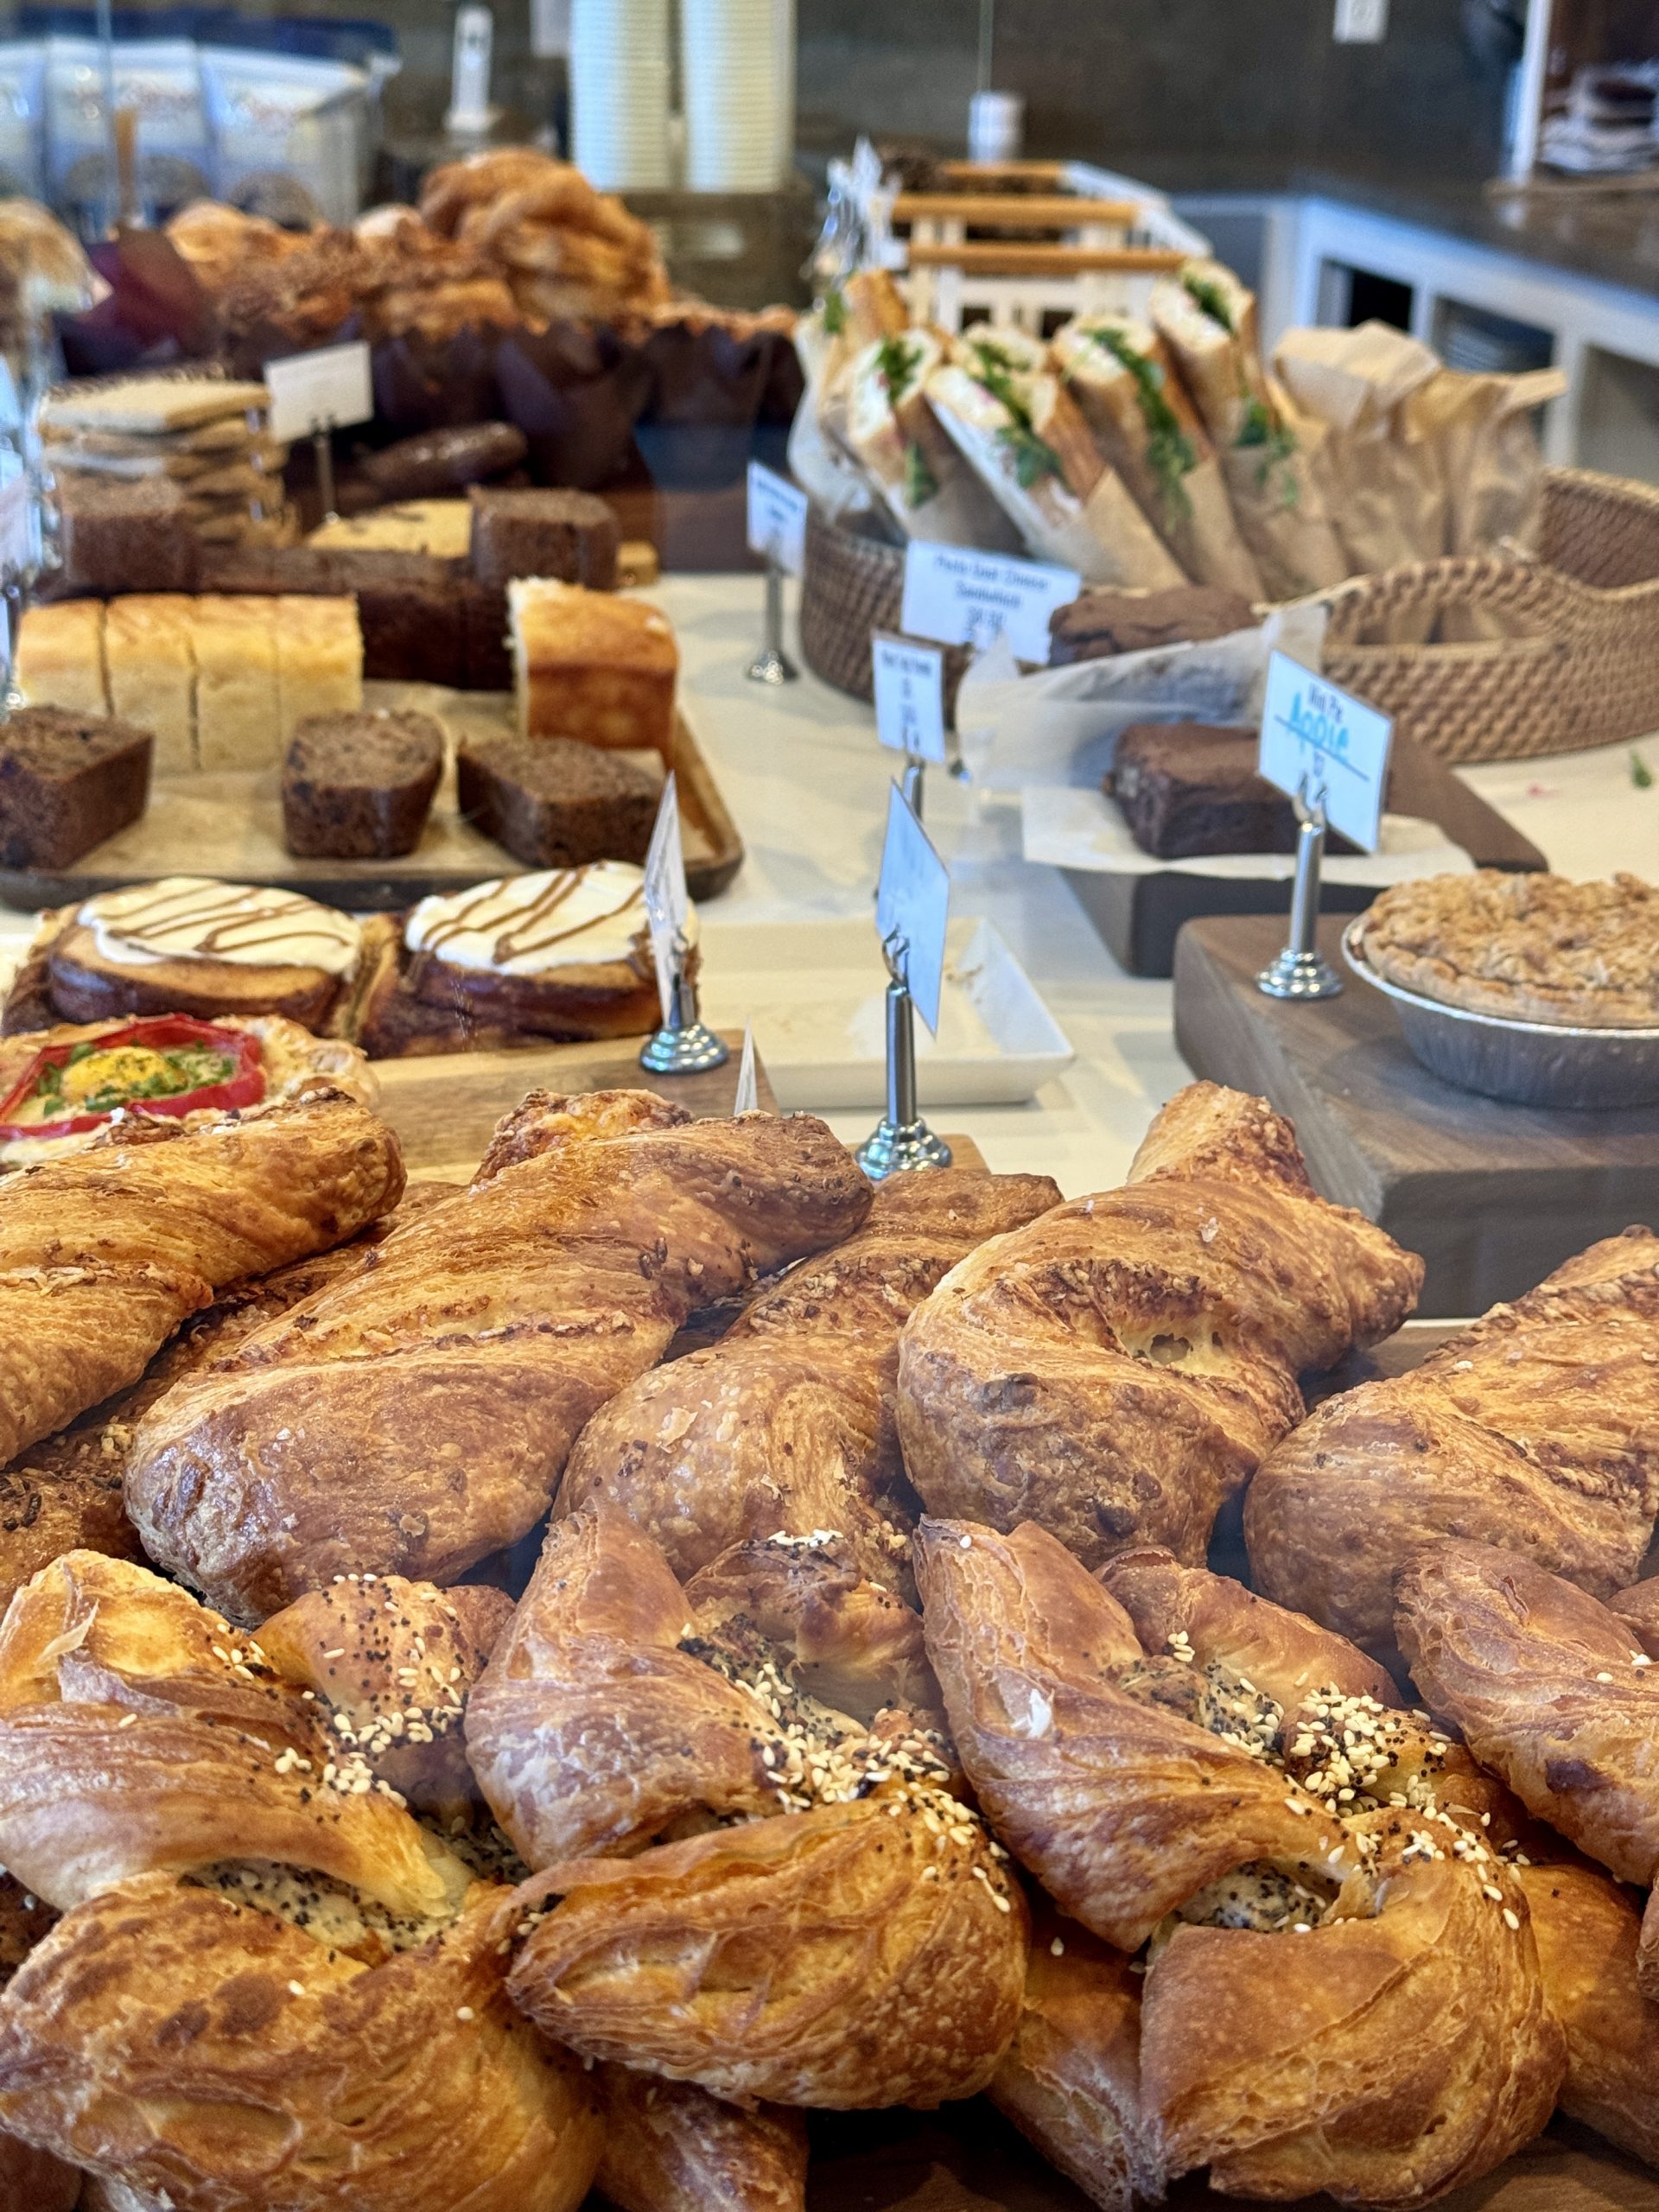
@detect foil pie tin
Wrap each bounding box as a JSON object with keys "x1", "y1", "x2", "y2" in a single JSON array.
[{"x1": 1342, "y1": 919, "x2": 1659, "y2": 1110}]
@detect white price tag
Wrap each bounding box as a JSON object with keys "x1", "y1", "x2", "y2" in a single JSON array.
[
  {"x1": 746, "y1": 461, "x2": 808, "y2": 575},
  {"x1": 733, "y1": 1020, "x2": 759, "y2": 1115},
  {"x1": 872, "y1": 632, "x2": 948, "y2": 765},
  {"x1": 264, "y1": 340, "x2": 374, "y2": 444},
  {"x1": 875, "y1": 780, "x2": 950, "y2": 1036},
  {"x1": 899, "y1": 542, "x2": 1078, "y2": 664},
  {"x1": 0, "y1": 461, "x2": 29, "y2": 578},
  {"x1": 643, "y1": 772, "x2": 690, "y2": 1023},
  {"x1": 1258, "y1": 650, "x2": 1393, "y2": 855}
]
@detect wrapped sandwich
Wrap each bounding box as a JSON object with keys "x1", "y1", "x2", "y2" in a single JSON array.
[
  {"x1": 925, "y1": 351, "x2": 1187, "y2": 588},
  {"x1": 1053, "y1": 311, "x2": 1262, "y2": 600},
  {"x1": 842, "y1": 327, "x2": 1021, "y2": 548},
  {"x1": 788, "y1": 269, "x2": 912, "y2": 522},
  {"x1": 1152, "y1": 260, "x2": 1348, "y2": 601}
]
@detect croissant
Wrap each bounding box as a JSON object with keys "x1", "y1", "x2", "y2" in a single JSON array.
[
  {"x1": 1395, "y1": 1539, "x2": 1659, "y2": 1994},
  {"x1": 916, "y1": 1517, "x2": 1563, "y2": 2202},
  {"x1": 988, "y1": 1910, "x2": 1162, "y2": 2212},
  {"x1": 124, "y1": 1096, "x2": 873, "y2": 1622},
  {"x1": 1519, "y1": 1860, "x2": 1659, "y2": 2168},
  {"x1": 0, "y1": 1088, "x2": 404, "y2": 1467},
  {"x1": 0, "y1": 1873, "x2": 77, "y2": 2212},
  {"x1": 897, "y1": 1084, "x2": 1420, "y2": 1568},
  {"x1": 595, "y1": 2069, "x2": 809, "y2": 2212},
  {"x1": 0, "y1": 1185, "x2": 455, "y2": 1618},
  {"x1": 0, "y1": 1551, "x2": 469, "y2": 1924},
  {"x1": 1248, "y1": 1225, "x2": 1659, "y2": 1663},
  {"x1": 561, "y1": 1167, "x2": 1060, "y2": 1587},
  {"x1": 0, "y1": 1874, "x2": 602, "y2": 2212}
]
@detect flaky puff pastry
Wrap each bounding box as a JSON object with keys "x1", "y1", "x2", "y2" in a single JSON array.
[
  {"x1": 1519, "y1": 1861, "x2": 1659, "y2": 2168},
  {"x1": 897, "y1": 1083, "x2": 1420, "y2": 1569},
  {"x1": 0, "y1": 1087, "x2": 404, "y2": 1466},
  {"x1": 1396, "y1": 1539, "x2": 1659, "y2": 1995},
  {"x1": 0, "y1": 1551, "x2": 468, "y2": 1923},
  {"x1": 1141, "y1": 1812, "x2": 1563, "y2": 2207},
  {"x1": 596, "y1": 2069, "x2": 808, "y2": 2212},
  {"x1": 0, "y1": 1874, "x2": 601, "y2": 2212},
  {"x1": 505, "y1": 1784, "x2": 1028, "y2": 2108},
  {"x1": 0, "y1": 1872, "x2": 77, "y2": 2212},
  {"x1": 259, "y1": 1574, "x2": 512, "y2": 1823},
  {"x1": 126, "y1": 1098, "x2": 871, "y2": 1621},
  {"x1": 915, "y1": 1518, "x2": 1350, "y2": 1951},
  {"x1": 988, "y1": 1910, "x2": 1162, "y2": 2212},
  {"x1": 561, "y1": 1167, "x2": 1059, "y2": 1588},
  {"x1": 1248, "y1": 1225, "x2": 1659, "y2": 1664}
]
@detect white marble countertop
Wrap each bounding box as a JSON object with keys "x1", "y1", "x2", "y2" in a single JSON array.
[{"x1": 3, "y1": 572, "x2": 1652, "y2": 1200}]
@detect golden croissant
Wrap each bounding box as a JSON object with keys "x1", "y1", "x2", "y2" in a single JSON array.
[
  {"x1": 916, "y1": 1516, "x2": 1562, "y2": 2202},
  {"x1": 1249, "y1": 1225, "x2": 1659, "y2": 1663},
  {"x1": 561, "y1": 1166, "x2": 1059, "y2": 1587},
  {"x1": 1396, "y1": 1538, "x2": 1659, "y2": 1995},
  {"x1": 594, "y1": 2069, "x2": 808, "y2": 2212},
  {"x1": 897, "y1": 1083, "x2": 1420, "y2": 1568},
  {"x1": 124, "y1": 1096, "x2": 873, "y2": 1623},
  {"x1": 0, "y1": 1088, "x2": 404, "y2": 1468},
  {"x1": 1520, "y1": 1859, "x2": 1659, "y2": 2170}
]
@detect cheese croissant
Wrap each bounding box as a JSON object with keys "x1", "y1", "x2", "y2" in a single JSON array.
[
  {"x1": 561, "y1": 1166, "x2": 1060, "y2": 1588},
  {"x1": 0, "y1": 1087, "x2": 404, "y2": 1466},
  {"x1": 1249, "y1": 1225, "x2": 1659, "y2": 1665},
  {"x1": 124, "y1": 1097, "x2": 872, "y2": 1622},
  {"x1": 898, "y1": 1082, "x2": 1420, "y2": 1570}
]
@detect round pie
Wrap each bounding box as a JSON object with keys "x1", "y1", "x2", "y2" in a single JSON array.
[{"x1": 1357, "y1": 870, "x2": 1659, "y2": 1030}]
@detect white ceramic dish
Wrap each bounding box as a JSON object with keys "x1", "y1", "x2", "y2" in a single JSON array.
[{"x1": 696, "y1": 914, "x2": 1075, "y2": 1110}]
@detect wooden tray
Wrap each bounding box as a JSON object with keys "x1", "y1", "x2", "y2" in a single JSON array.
[
  {"x1": 372, "y1": 1028, "x2": 773, "y2": 1181},
  {"x1": 0, "y1": 695, "x2": 744, "y2": 918},
  {"x1": 1172, "y1": 910, "x2": 1659, "y2": 1317},
  {"x1": 1063, "y1": 727, "x2": 1547, "y2": 980}
]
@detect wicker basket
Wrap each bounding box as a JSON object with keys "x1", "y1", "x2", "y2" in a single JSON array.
[
  {"x1": 1321, "y1": 467, "x2": 1659, "y2": 765},
  {"x1": 802, "y1": 467, "x2": 1659, "y2": 765}
]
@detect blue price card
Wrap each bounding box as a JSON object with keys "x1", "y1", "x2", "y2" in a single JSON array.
[
  {"x1": 872, "y1": 632, "x2": 948, "y2": 764},
  {"x1": 746, "y1": 461, "x2": 808, "y2": 575},
  {"x1": 899, "y1": 541, "x2": 1079, "y2": 664},
  {"x1": 1257, "y1": 650, "x2": 1394, "y2": 854},
  {"x1": 875, "y1": 780, "x2": 950, "y2": 1035}
]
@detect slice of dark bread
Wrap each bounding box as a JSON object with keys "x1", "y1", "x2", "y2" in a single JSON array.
[
  {"x1": 0, "y1": 706, "x2": 154, "y2": 869},
  {"x1": 282, "y1": 709, "x2": 444, "y2": 861},
  {"x1": 456, "y1": 734, "x2": 659, "y2": 869}
]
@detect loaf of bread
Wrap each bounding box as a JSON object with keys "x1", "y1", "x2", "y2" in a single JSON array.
[
  {"x1": 469, "y1": 486, "x2": 620, "y2": 592},
  {"x1": 510, "y1": 581, "x2": 677, "y2": 760},
  {"x1": 456, "y1": 733, "x2": 659, "y2": 869},
  {"x1": 283, "y1": 709, "x2": 444, "y2": 860},
  {"x1": 0, "y1": 706, "x2": 152, "y2": 869}
]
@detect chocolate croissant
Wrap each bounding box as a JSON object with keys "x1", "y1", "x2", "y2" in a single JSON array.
[
  {"x1": 917, "y1": 1516, "x2": 1563, "y2": 2201},
  {"x1": 897, "y1": 1083, "x2": 1420, "y2": 1568},
  {"x1": 0, "y1": 1087, "x2": 404, "y2": 1466},
  {"x1": 561, "y1": 1167, "x2": 1060, "y2": 1587},
  {"x1": 1248, "y1": 1225, "x2": 1659, "y2": 1664},
  {"x1": 124, "y1": 1098, "x2": 873, "y2": 1622}
]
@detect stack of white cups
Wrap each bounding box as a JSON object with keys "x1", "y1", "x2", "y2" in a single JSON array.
[
  {"x1": 570, "y1": 0, "x2": 673, "y2": 189},
  {"x1": 681, "y1": 0, "x2": 795, "y2": 192}
]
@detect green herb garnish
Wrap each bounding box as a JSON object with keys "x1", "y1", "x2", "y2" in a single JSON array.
[
  {"x1": 902, "y1": 437, "x2": 939, "y2": 507},
  {"x1": 1078, "y1": 324, "x2": 1196, "y2": 522},
  {"x1": 1183, "y1": 269, "x2": 1236, "y2": 334},
  {"x1": 822, "y1": 287, "x2": 847, "y2": 336},
  {"x1": 1236, "y1": 394, "x2": 1300, "y2": 503},
  {"x1": 876, "y1": 334, "x2": 920, "y2": 404},
  {"x1": 1633, "y1": 748, "x2": 1655, "y2": 789},
  {"x1": 969, "y1": 353, "x2": 1064, "y2": 487}
]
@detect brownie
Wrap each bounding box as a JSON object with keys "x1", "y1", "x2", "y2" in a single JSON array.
[
  {"x1": 467, "y1": 486, "x2": 620, "y2": 593},
  {"x1": 364, "y1": 423, "x2": 528, "y2": 500},
  {"x1": 0, "y1": 705, "x2": 153, "y2": 868},
  {"x1": 457, "y1": 734, "x2": 659, "y2": 868},
  {"x1": 282, "y1": 709, "x2": 444, "y2": 860},
  {"x1": 1048, "y1": 585, "x2": 1257, "y2": 667},
  {"x1": 58, "y1": 474, "x2": 199, "y2": 595},
  {"x1": 1111, "y1": 722, "x2": 1299, "y2": 860},
  {"x1": 461, "y1": 579, "x2": 513, "y2": 690}
]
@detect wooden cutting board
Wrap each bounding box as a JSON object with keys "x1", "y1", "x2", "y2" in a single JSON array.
[
  {"x1": 373, "y1": 1029, "x2": 773, "y2": 1179},
  {"x1": 1172, "y1": 912, "x2": 1659, "y2": 1317}
]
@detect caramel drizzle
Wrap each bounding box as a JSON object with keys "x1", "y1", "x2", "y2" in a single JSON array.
[
  {"x1": 97, "y1": 881, "x2": 357, "y2": 962},
  {"x1": 421, "y1": 873, "x2": 645, "y2": 966}
]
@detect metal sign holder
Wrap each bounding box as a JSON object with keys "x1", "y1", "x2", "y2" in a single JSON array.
[
  {"x1": 855, "y1": 928, "x2": 953, "y2": 1179},
  {"x1": 1256, "y1": 778, "x2": 1344, "y2": 1001}
]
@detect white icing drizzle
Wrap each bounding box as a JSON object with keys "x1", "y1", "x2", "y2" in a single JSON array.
[
  {"x1": 79, "y1": 879, "x2": 362, "y2": 976},
  {"x1": 404, "y1": 861, "x2": 680, "y2": 976}
]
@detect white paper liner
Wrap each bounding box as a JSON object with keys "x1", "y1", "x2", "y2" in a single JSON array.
[{"x1": 1021, "y1": 787, "x2": 1475, "y2": 885}]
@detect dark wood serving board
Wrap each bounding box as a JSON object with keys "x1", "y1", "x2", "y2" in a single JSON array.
[
  {"x1": 1172, "y1": 911, "x2": 1659, "y2": 1316},
  {"x1": 1064, "y1": 728, "x2": 1547, "y2": 979},
  {"x1": 0, "y1": 700, "x2": 744, "y2": 918}
]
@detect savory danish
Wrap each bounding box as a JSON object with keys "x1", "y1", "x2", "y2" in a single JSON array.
[
  {"x1": 917, "y1": 1517, "x2": 1563, "y2": 2202},
  {"x1": 124, "y1": 1096, "x2": 871, "y2": 1620},
  {"x1": 896, "y1": 1082, "x2": 1421, "y2": 1568},
  {"x1": 561, "y1": 1166, "x2": 1061, "y2": 1590},
  {"x1": 0, "y1": 1085, "x2": 403, "y2": 1468},
  {"x1": 1248, "y1": 1225, "x2": 1659, "y2": 1664}
]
